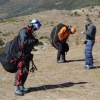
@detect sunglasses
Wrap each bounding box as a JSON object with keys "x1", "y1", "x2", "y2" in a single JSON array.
[
  {"x1": 32, "y1": 28, "x2": 37, "y2": 31},
  {"x1": 34, "y1": 28, "x2": 37, "y2": 31}
]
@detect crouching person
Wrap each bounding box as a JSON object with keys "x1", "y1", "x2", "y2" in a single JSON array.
[{"x1": 50, "y1": 23, "x2": 76, "y2": 63}]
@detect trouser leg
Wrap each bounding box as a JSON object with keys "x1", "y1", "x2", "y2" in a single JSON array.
[
  {"x1": 14, "y1": 61, "x2": 23, "y2": 86},
  {"x1": 57, "y1": 42, "x2": 63, "y2": 61},
  {"x1": 62, "y1": 43, "x2": 66, "y2": 60},
  {"x1": 14, "y1": 61, "x2": 23, "y2": 95},
  {"x1": 14, "y1": 61, "x2": 29, "y2": 86},
  {"x1": 14, "y1": 61, "x2": 30, "y2": 94},
  {"x1": 19, "y1": 62, "x2": 30, "y2": 92},
  {"x1": 20, "y1": 62, "x2": 29, "y2": 86},
  {"x1": 57, "y1": 42, "x2": 65, "y2": 61},
  {"x1": 62, "y1": 54, "x2": 65, "y2": 61},
  {"x1": 84, "y1": 41, "x2": 95, "y2": 67}
]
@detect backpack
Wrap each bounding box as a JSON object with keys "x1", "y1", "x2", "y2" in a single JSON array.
[
  {"x1": 50, "y1": 23, "x2": 69, "y2": 52},
  {"x1": 50, "y1": 23, "x2": 67, "y2": 48},
  {"x1": 0, "y1": 36, "x2": 21, "y2": 73}
]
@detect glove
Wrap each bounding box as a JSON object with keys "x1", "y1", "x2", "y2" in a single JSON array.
[
  {"x1": 25, "y1": 53, "x2": 33, "y2": 61},
  {"x1": 84, "y1": 40, "x2": 87, "y2": 44},
  {"x1": 34, "y1": 39, "x2": 39, "y2": 44}
]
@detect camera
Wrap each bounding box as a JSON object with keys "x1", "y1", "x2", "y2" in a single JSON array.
[{"x1": 84, "y1": 40, "x2": 87, "y2": 44}]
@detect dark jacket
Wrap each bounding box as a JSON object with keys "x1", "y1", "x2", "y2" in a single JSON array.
[
  {"x1": 84, "y1": 23, "x2": 96, "y2": 40},
  {"x1": 18, "y1": 26, "x2": 37, "y2": 52}
]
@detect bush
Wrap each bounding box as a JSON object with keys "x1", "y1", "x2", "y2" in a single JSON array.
[
  {"x1": 39, "y1": 36, "x2": 50, "y2": 40},
  {"x1": 2, "y1": 32, "x2": 11, "y2": 36},
  {"x1": 0, "y1": 47, "x2": 4, "y2": 54},
  {"x1": 0, "y1": 38, "x2": 5, "y2": 46},
  {"x1": 37, "y1": 41, "x2": 44, "y2": 46}
]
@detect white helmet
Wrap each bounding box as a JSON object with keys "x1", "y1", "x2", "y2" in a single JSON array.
[{"x1": 30, "y1": 19, "x2": 41, "y2": 30}]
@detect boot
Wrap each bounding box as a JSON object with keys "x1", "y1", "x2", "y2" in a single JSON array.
[
  {"x1": 57, "y1": 60, "x2": 65, "y2": 63},
  {"x1": 19, "y1": 85, "x2": 29, "y2": 93},
  {"x1": 14, "y1": 86, "x2": 24, "y2": 96},
  {"x1": 62, "y1": 55, "x2": 67, "y2": 62},
  {"x1": 57, "y1": 54, "x2": 60, "y2": 62}
]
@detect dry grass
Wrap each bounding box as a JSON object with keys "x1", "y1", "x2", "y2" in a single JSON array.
[{"x1": 0, "y1": 6, "x2": 100, "y2": 100}]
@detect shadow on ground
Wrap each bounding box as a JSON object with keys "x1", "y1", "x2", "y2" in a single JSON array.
[
  {"x1": 92, "y1": 66, "x2": 100, "y2": 69},
  {"x1": 67, "y1": 59, "x2": 85, "y2": 62},
  {"x1": 28, "y1": 82, "x2": 87, "y2": 93}
]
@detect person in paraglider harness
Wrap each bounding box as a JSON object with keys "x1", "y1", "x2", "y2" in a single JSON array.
[
  {"x1": 14, "y1": 19, "x2": 41, "y2": 96},
  {"x1": 50, "y1": 23, "x2": 76, "y2": 63}
]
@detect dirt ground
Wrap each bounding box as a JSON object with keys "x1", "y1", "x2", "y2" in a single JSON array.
[
  {"x1": 0, "y1": 6, "x2": 100, "y2": 100},
  {"x1": 0, "y1": 43, "x2": 100, "y2": 100}
]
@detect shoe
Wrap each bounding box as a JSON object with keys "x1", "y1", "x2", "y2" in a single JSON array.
[
  {"x1": 19, "y1": 86, "x2": 29, "y2": 93},
  {"x1": 64, "y1": 60, "x2": 68, "y2": 62},
  {"x1": 57, "y1": 60, "x2": 65, "y2": 63},
  {"x1": 83, "y1": 65, "x2": 93, "y2": 70},
  {"x1": 14, "y1": 86, "x2": 24, "y2": 96}
]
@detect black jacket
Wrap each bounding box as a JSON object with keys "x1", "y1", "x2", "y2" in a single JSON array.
[{"x1": 18, "y1": 26, "x2": 37, "y2": 52}]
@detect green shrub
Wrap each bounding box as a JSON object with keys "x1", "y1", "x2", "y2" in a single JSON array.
[
  {"x1": 2, "y1": 32, "x2": 11, "y2": 36},
  {"x1": 37, "y1": 41, "x2": 44, "y2": 46},
  {"x1": 0, "y1": 47, "x2": 4, "y2": 54},
  {"x1": 0, "y1": 38, "x2": 5, "y2": 46},
  {"x1": 39, "y1": 36, "x2": 50, "y2": 40},
  {"x1": 86, "y1": 14, "x2": 89, "y2": 17}
]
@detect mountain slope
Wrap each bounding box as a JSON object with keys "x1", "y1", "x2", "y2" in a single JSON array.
[
  {"x1": 0, "y1": 0, "x2": 10, "y2": 5},
  {"x1": 0, "y1": 0, "x2": 100, "y2": 19}
]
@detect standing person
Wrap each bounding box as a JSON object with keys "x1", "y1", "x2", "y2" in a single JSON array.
[
  {"x1": 81, "y1": 18, "x2": 96, "y2": 70},
  {"x1": 50, "y1": 23, "x2": 76, "y2": 63},
  {"x1": 14, "y1": 19, "x2": 41, "y2": 96}
]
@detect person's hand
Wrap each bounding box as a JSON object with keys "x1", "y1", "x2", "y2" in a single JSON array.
[
  {"x1": 34, "y1": 39, "x2": 39, "y2": 44},
  {"x1": 80, "y1": 31, "x2": 84, "y2": 34},
  {"x1": 62, "y1": 40, "x2": 66, "y2": 43}
]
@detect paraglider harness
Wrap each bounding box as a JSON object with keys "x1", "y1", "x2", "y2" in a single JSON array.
[
  {"x1": 0, "y1": 37, "x2": 37, "y2": 73},
  {"x1": 15, "y1": 49, "x2": 37, "y2": 73},
  {"x1": 50, "y1": 23, "x2": 69, "y2": 53},
  {"x1": 30, "y1": 60, "x2": 37, "y2": 72}
]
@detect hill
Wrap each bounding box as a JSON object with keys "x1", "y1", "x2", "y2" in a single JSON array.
[
  {"x1": 0, "y1": 6, "x2": 100, "y2": 46},
  {"x1": 0, "y1": 0, "x2": 100, "y2": 19},
  {"x1": 0, "y1": 5, "x2": 100, "y2": 100}
]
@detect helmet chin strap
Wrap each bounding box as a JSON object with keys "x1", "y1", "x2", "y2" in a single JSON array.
[{"x1": 32, "y1": 27, "x2": 37, "y2": 31}]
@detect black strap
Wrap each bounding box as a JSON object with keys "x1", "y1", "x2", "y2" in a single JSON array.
[{"x1": 30, "y1": 60, "x2": 37, "y2": 72}]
